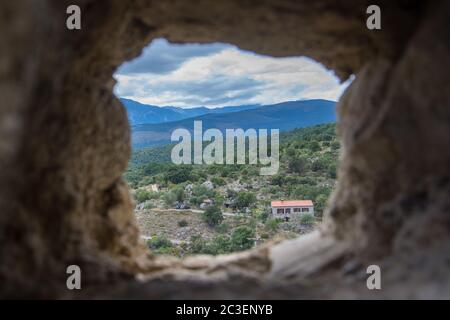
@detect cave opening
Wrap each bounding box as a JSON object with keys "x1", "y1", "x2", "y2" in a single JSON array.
[
  {"x1": 2, "y1": 0, "x2": 448, "y2": 299},
  {"x1": 113, "y1": 37, "x2": 351, "y2": 258}
]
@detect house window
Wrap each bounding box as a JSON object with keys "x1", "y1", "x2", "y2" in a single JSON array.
[
  {"x1": 301, "y1": 208, "x2": 309, "y2": 212},
  {"x1": 277, "y1": 208, "x2": 284, "y2": 214},
  {"x1": 293, "y1": 208, "x2": 301, "y2": 213},
  {"x1": 285, "y1": 208, "x2": 291, "y2": 214}
]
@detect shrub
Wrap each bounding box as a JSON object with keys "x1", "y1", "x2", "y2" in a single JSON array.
[
  {"x1": 189, "y1": 196, "x2": 203, "y2": 206},
  {"x1": 299, "y1": 213, "x2": 315, "y2": 225},
  {"x1": 192, "y1": 184, "x2": 215, "y2": 199},
  {"x1": 287, "y1": 156, "x2": 307, "y2": 174},
  {"x1": 211, "y1": 176, "x2": 226, "y2": 186},
  {"x1": 235, "y1": 192, "x2": 256, "y2": 210},
  {"x1": 178, "y1": 219, "x2": 188, "y2": 227},
  {"x1": 331, "y1": 141, "x2": 340, "y2": 151},
  {"x1": 202, "y1": 205, "x2": 223, "y2": 226},
  {"x1": 231, "y1": 226, "x2": 255, "y2": 251},
  {"x1": 265, "y1": 218, "x2": 280, "y2": 233},
  {"x1": 214, "y1": 194, "x2": 225, "y2": 207},
  {"x1": 143, "y1": 202, "x2": 155, "y2": 210},
  {"x1": 253, "y1": 208, "x2": 269, "y2": 222},
  {"x1": 314, "y1": 194, "x2": 329, "y2": 217},
  {"x1": 190, "y1": 235, "x2": 207, "y2": 254},
  {"x1": 163, "y1": 191, "x2": 177, "y2": 206},
  {"x1": 328, "y1": 163, "x2": 337, "y2": 179},
  {"x1": 164, "y1": 165, "x2": 193, "y2": 184},
  {"x1": 215, "y1": 222, "x2": 230, "y2": 234},
  {"x1": 311, "y1": 158, "x2": 328, "y2": 172},
  {"x1": 205, "y1": 235, "x2": 232, "y2": 255},
  {"x1": 271, "y1": 175, "x2": 285, "y2": 186},
  {"x1": 134, "y1": 189, "x2": 152, "y2": 203},
  {"x1": 308, "y1": 141, "x2": 321, "y2": 152},
  {"x1": 147, "y1": 235, "x2": 172, "y2": 250}
]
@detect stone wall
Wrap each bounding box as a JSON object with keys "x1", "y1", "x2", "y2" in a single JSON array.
[{"x1": 0, "y1": 0, "x2": 449, "y2": 298}]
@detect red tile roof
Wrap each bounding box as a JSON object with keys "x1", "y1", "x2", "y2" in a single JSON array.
[{"x1": 271, "y1": 200, "x2": 313, "y2": 207}]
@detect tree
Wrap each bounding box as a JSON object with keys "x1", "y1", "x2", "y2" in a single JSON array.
[
  {"x1": 287, "y1": 156, "x2": 307, "y2": 174},
  {"x1": 314, "y1": 194, "x2": 329, "y2": 217},
  {"x1": 235, "y1": 192, "x2": 256, "y2": 210},
  {"x1": 231, "y1": 226, "x2": 255, "y2": 251},
  {"x1": 164, "y1": 191, "x2": 177, "y2": 206},
  {"x1": 171, "y1": 186, "x2": 185, "y2": 202},
  {"x1": 134, "y1": 189, "x2": 151, "y2": 203},
  {"x1": 271, "y1": 174, "x2": 285, "y2": 186},
  {"x1": 308, "y1": 141, "x2": 321, "y2": 152},
  {"x1": 299, "y1": 213, "x2": 315, "y2": 225},
  {"x1": 202, "y1": 205, "x2": 223, "y2": 226},
  {"x1": 328, "y1": 163, "x2": 337, "y2": 179},
  {"x1": 206, "y1": 235, "x2": 232, "y2": 255},
  {"x1": 311, "y1": 158, "x2": 328, "y2": 172},
  {"x1": 164, "y1": 165, "x2": 192, "y2": 184}
]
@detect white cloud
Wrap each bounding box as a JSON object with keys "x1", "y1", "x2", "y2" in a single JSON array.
[{"x1": 114, "y1": 40, "x2": 351, "y2": 108}]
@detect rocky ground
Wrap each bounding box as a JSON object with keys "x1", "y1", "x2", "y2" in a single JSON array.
[{"x1": 135, "y1": 207, "x2": 317, "y2": 247}]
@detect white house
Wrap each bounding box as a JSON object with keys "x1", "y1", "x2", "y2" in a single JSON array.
[{"x1": 271, "y1": 200, "x2": 314, "y2": 220}]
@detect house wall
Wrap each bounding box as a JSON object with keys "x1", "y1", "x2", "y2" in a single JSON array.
[{"x1": 272, "y1": 206, "x2": 314, "y2": 216}]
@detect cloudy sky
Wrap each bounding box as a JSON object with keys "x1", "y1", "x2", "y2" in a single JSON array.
[{"x1": 114, "y1": 38, "x2": 351, "y2": 108}]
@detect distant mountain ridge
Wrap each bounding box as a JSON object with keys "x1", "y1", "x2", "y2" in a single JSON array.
[
  {"x1": 130, "y1": 99, "x2": 337, "y2": 148},
  {"x1": 121, "y1": 98, "x2": 261, "y2": 125}
]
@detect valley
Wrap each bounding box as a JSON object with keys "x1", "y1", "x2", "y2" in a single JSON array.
[{"x1": 125, "y1": 122, "x2": 339, "y2": 256}]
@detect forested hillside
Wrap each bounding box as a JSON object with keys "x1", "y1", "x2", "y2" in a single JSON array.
[
  {"x1": 130, "y1": 100, "x2": 336, "y2": 148},
  {"x1": 124, "y1": 124, "x2": 339, "y2": 256}
]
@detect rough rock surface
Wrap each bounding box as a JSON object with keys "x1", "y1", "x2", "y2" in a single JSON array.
[{"x1": 0, "y1": 0, "x2": 449, "y2": 298}]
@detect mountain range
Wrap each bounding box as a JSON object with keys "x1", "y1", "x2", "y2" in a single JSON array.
[
  {"x1": 121, "y1": 98, "x2": 261, "y2": 125},
  {"x1": 123, "y1": 99, "x2": 337, "y2": 149}
]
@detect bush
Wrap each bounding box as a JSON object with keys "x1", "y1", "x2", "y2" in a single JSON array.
[
  {"x1": 287, "y1": 156, "x2": 307, "y2": 174},
  {"x1": 147, "y1": 235, "x2": 172, "y2": 250},
  {"x1": 265, "y1": 218, "x2": 281, "y2": 233},
  {"x1": 299, "y1": 213, "x2": 315, "y2": 225},
  {"x1": 331, "y1": 141, "x2": 340, "y2": 151},
  {"x1": 253, "y1": 208, "x2": 269, "y2": 222},
  {"x1": 311, "y1": 158, "x2": 328, "y2": 172},
  {"x1": 189, "y1": 235, "x2": 232, "y2": 255},
  {"x1": 190, "y1": 235, "x2": 207, "y2": 254},
  {"x1": 215, "y1": 222, "x2": 230, "y2": 234},
  {"x1": 235, "y1": 192, "x2": 256, "y2": 210},
  {"x1": 163, "y1": 191, "x2": 177, "y2": 206},
  {"x1": 164, "y1": 165, "x2": 193, "y2": 184},
  {"x1": 134, "y1": 190, "x2": 153, "y2": 203},
  {"x1": 231, "y1": 226, "x2": 255, "y2": 251},
  {"x1": 314, "y1": 194, "x2": 329, "y2": 217},
  {"x1": 308, "y1": 141, "x2": 321, "y2": 152},
  {"x1": 205, "y1": 235, "x2": 232, "y2": 255},
  {"x1": 202, "y1": 205, "x2": 223, "y2": 226},
  {"x1": 143, "y1": 202, "x2": 155, "y2": 210},
  {"x1": 211, "y1": 176, "x2": 226, "y2": 186},
  {"x1": 192, "y1": 184, "x2": 215, "y2": 198},
  {"x1": 328, "y1": 163, "x2": 337, "y2": 179},
  {"x1": 178, "y1": 219, "x2": 188, "y2": 227}
]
